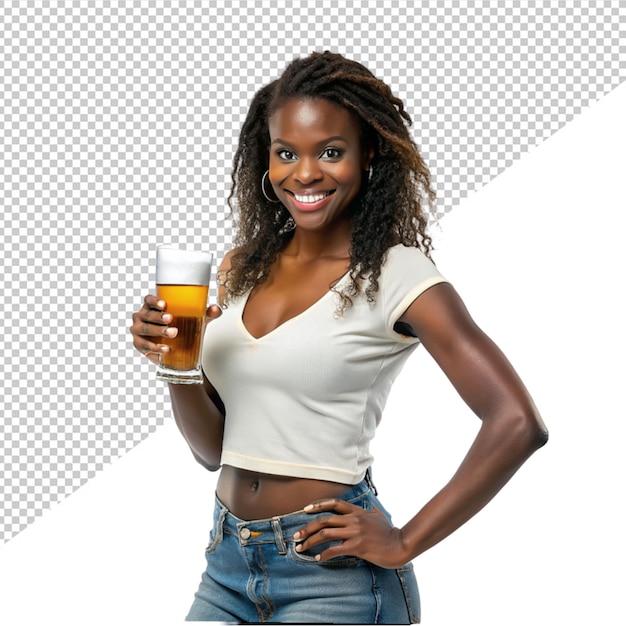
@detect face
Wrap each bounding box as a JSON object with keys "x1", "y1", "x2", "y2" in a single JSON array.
[{"x1": 267, "y1": 98, "x2": 373, "y2": 233}]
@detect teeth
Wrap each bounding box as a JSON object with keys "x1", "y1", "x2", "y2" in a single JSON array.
[{"x1": 294, "y1": 192, "x2": 329, "y2": 203}]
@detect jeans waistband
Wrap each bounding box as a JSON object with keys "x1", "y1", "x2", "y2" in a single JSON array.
[{"x1": 212, "y1": 479, "x2": 372, "y2": 553}]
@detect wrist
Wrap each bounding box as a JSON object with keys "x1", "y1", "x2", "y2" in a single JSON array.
[{"x1": 392, "y1": 526, "x2": 414, "y2": 567}]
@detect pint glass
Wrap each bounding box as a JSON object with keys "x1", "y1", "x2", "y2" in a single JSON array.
[{"x1": 155, "y1": 246, "x2": 213, "y2": 384}]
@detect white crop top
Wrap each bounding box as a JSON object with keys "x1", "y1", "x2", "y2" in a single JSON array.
[{"x1": 201, "y1": 244, "x2": 448, "y2": 484}]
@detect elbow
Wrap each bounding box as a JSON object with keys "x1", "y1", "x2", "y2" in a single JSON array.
[
  {"x1": 515, "y1": 409, "x2": 549, "y2": 455},
  {"x1": 203, "y1": 462, "x2": 222, "y2": 473},
  {"x1": 192, "y1": 450, "x2": 221, "y2": 472},
  {"x1": 485, "y1": 404, "x2": 548, "y2": 458},
  {"x1": 534, "y1": 421, "x2": 549, "y2": 450}
]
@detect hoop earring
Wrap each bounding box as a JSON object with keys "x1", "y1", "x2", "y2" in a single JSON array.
[
  {"x1": 368, "y1": 166, "x2": 373, "y2": 183},
  {"x1": 261, "y1": 170, "x2": 280, "y2": 203}
]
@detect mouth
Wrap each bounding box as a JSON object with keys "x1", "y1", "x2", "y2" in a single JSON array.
[
  {"x1": 292, "y1": 191, "x2": 333, "y2": 203},
  {"x1": 285, "y1": 190, "x2": 336, "y2": 212}
]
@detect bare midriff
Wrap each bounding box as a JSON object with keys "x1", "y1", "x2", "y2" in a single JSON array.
[
  {"x1": 214, "y1": 250, "x2": 355, "y2": 520},
  {"x1": 216, "y1": 465, "x2": 352, "y2": 520}
]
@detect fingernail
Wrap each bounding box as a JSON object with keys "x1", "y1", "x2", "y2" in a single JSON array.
[
  {"x1": 295, "y1": 544, "x2": 303, "y2": 552},
  {"x1": 161, "y1": 346, "x2": 170, "y2": 353},
  {"x1": 293, "y1": 531, "x2": 301, "y2": 540},
  {"x1": 303, "y1": 504, "x2": 314, "y2": 512},
  {"x1": 162, "y1": 313, "x2": 172, "y2": 323},
  {"x1": 165, "y1": 328, "x2": 177, "y2": 338},
  {"x1": 157, "y1": 300, "x2": 166, "y2": 309}
]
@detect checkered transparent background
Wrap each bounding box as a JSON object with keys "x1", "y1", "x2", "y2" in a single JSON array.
[{"x1": 1, "y1": 1, "x2": 625, "y2": 544}]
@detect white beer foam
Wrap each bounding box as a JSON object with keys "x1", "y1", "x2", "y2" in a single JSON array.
[{"x1": 156, "y1": 246, "x2": 213, "y2": 286}]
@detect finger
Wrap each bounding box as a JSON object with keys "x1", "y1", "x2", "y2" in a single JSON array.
[
  {"x1": 293, "y1": 500, "x2": 360, "y2": 541},
  {"x1": 303, "y1": 498, "x2": 358, "y2": 515},
  {"x1": 311, "y1": 542, "x2": 354, "y2": 562},
  {"x1": 144, "y1": 294, "x2": 166, "y2": 311},
  {"x1": 294, "y1": 523, "x2": 351, "y2": 553},
  {"x1": 130, "y1": 315, "x2": 175, "y2": 356},
  {"x1": 142, "y1": 295, "x2": 177, "y2": 325},
  {"x1": 130, "y1": 295, "x2": 176, "y2": 361},
  {"x1": 142, "y1": 352, "x2": 161, "y2": 365},
  {"x1": 132, "y1": 295, "x2": 172, "y2": 334},
  {"x1": 133, "y1": 337, "x2": 171, "y2": 360},
  {"x1": 143, "y1": 322, "x2": 178, "y2": 338},
  {"x1": 294, "y1": 514, "x2": 352, "y2": 545},
  {"x1": 295, "y1": 515, "x2": 345, "y2": 539},
  {"x1": 131, "y1": 311, "x2": 176, "y2": 338},
  {"x1": 136, "y1": 307, "x2": 174, "y2": 328}
]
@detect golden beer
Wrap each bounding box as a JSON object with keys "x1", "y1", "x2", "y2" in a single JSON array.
[
  {"x1": 157, "y1": 284, "x2": 209, "y2": 371},
  {"x1": 155, "y1": 246, "x2": 212, "y2": 384}
]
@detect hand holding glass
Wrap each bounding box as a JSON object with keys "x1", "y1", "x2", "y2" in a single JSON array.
[{"x1": 155, "y1": 246, "x2": 213, "y2": 384}]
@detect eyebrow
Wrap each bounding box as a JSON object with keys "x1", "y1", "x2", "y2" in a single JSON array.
[{"x1": 270, "y1": 135, "x2": 348, "y2": 148}]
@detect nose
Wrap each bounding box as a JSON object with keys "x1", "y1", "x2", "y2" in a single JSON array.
[{"x1": 293, "y1": 157, "x2": 323, "y2": 185}]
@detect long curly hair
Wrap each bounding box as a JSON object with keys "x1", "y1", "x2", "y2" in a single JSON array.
[{"x1": 222, "y1": 51, "x2": 436, "y2": 313}]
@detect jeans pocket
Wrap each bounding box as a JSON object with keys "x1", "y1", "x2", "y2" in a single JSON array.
[
  {"x1": 204, "y1": 506, "x2": 227, "y2": 555},
  {"x1": 204, "y1": 530, "x2": 220, "y2": 555},
  {"x1": 396, "y1": 563, "x2": 421, "y2": 624},
  {"x1": 287, "y1": 541, "x2": 364, "y2": 568}
]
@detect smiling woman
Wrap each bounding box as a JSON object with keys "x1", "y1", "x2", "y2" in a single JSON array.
[
  {"x1": 267, "y1": 98, "x2": 372, "y2": 230},
  {"x1": 130, "y1": 50, "x2": 547, "y2": 624}
]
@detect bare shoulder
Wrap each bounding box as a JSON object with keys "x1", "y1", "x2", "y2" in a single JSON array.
[
  {"x1": 398, "y1": 282, "x2": 479, "y2": 346},
  {"x1": 219, "y1": 247, "x2": 240, "y2": 272},
  {"x1": 216, "y1": 247, "x2": 240, "y2": 305}
]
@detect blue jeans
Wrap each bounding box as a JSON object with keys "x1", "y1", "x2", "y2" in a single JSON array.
[{"x1": 186, "y1": 480, "x2": 420, "y2": 623}]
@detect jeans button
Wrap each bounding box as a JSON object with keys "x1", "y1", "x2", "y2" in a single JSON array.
[{"x1": 239, "y1": 527, "x2": 251, "y2": 540}]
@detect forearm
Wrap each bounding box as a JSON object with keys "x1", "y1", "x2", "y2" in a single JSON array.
[
  {"x1": 399, "y1": 412, "x2": 548, "y2": 561},
  {"x1": 168, "y1": 383, "x2": 225, "y2": 470}
]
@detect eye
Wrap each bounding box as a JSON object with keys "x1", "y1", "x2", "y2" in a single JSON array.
[
  {"x1": 277, "y1": 149, "x2": 297, "y2": 161},
  {"x1": 321, "y1": 147, "x2": 343, "y2": 159}
]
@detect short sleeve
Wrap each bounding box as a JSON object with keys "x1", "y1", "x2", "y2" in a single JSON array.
[{"x1": 380, "y1": 245, "x2": 449, "y2": 340}]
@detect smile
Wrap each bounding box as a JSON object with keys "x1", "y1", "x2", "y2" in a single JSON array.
[
  {"x1": 285, "y1": 189, "x2": 336, "y2": 212},
  {"x1": 293, "y1": 191, "x2": 332, "y2": 203}
]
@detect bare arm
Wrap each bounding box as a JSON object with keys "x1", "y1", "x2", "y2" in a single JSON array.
[
  {"x1": 393, "y1": 282, "x2": 548, "y2": 559},
  {"x1": 130, "y1": 252, "x2": 235, "y2": 470},
  {"x1": 293, "y1": 282, "x2": 548, "y2": 567},
  {"x1": 168, "y1": 366, "x2": 225, "y2": 471}
]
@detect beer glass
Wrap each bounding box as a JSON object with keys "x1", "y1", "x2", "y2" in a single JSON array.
[{"x1": 155, "y1": 245, "x2": 213, "y2": 384}]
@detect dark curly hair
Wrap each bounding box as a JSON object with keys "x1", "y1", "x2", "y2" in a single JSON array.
[{"x1": 222, "y1": 50, "x2": 436, "y2": 313}]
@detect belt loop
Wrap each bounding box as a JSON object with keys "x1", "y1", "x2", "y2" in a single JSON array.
[
  {"x1": 271, "y1": 517, "x2": 287, "y2": 555},
  {"x1": 215, "y1": 503, "x2": 228, "y2": 544},
  {"x1": 365, "y1": 466, "x2": 378, "y2": 496}
]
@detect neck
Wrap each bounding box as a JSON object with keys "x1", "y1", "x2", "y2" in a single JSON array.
[{"x1": 282, "y1": 219, "x2": 352, "y2": 262}]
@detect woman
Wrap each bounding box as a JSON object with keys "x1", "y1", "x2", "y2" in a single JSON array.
[{"x1": 131, "y1": 51, "x2": 548, "y2": 623}]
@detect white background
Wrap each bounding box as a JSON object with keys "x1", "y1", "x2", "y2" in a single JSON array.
[{"x1": 0, "y1": 81, "x2": 624, "y2": 625}]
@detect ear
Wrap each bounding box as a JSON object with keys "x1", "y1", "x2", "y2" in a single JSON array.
[{"x1": 362, "y1": 146, "x2": 375, "y2": 172}]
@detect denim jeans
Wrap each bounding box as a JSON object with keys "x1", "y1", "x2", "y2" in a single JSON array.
[{"x1": 185, "y1": 480, "x2": 420, "y2": 623}]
